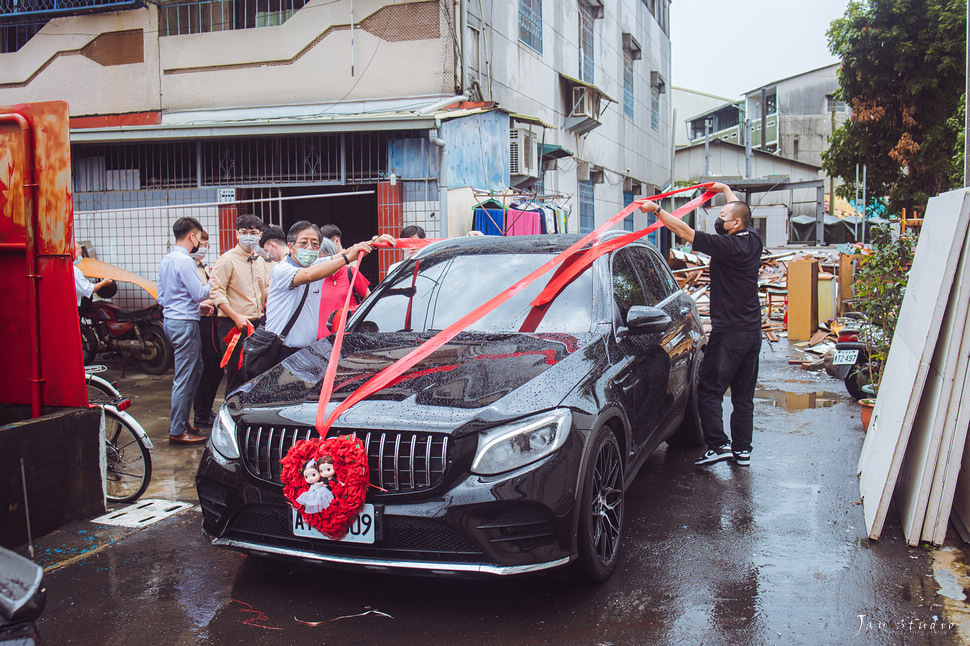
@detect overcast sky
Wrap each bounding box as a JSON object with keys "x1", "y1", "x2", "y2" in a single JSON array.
[{"x1": 669, "y1": 0, "x2": 852, "y2": 99}]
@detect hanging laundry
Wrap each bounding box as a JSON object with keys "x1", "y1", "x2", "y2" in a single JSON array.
[{"x1": 506, "y1": 208, "x2": 542, "y2": 235}]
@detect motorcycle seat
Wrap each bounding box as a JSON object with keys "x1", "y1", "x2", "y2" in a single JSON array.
[{"x1": 115, "y1": 306, "x2": 161, "y2": 322}]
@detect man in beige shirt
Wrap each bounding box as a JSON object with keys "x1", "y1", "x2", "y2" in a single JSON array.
[{"x1": 210, "y1": 214, "x2": 270, "y2": 395}]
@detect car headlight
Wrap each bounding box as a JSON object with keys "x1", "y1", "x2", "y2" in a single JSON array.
[
  {"x1": 471, "y1": 409, "x2": 572, "y2": 476},
  {"x1": 209, "y1": 406, "x2": 240, "y2": 459}
]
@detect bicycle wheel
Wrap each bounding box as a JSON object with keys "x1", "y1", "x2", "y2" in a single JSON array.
[
  {"x1": 104, "y1": 409, "x2": 152, "y2": 503},
  {"x1": 86, "y1": 375, "x2": 119, "y2": 405}
]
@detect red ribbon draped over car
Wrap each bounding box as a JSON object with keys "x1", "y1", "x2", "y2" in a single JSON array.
[{"x1": 314, "y1": 183, "x2": 717, "y2": 434}]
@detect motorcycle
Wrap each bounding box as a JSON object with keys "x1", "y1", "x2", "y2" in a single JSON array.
[
  {"x1": 0, "y1": 546, "x2": 45, "y2": 645},
  {"x1": 80, "y1": 300, "x2": 173, "y2": 375},
  {"x1": 831, "y1": 312, "x2": 880, "y2": 400}
]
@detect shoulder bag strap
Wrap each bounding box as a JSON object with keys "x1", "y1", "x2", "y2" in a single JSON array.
[{"x1": 280, "y1": 284, "x2": 310, "y2": 340}]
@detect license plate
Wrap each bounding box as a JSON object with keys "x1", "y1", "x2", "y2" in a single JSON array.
[
  {"x1": 833, "y1": 349, "x2": 859, "y2": 365},
  {"x1": 292, "y1": 504, "x2": 378, "y2": 544}
]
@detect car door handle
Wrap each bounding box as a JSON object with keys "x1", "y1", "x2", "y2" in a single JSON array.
[{"x1": 616, "y1": 371, "x2": 640, "y2": 394}]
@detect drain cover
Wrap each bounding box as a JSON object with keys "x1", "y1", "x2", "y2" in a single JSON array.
[{"x1": 92, "y1": 499, "x2": 195, "y2": 528}]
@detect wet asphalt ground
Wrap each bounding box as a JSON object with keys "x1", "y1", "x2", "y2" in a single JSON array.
[{"x1": 18, "y1": 340, "x2": 970, "y2": 645}]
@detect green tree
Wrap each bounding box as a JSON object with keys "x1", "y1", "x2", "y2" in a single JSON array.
[{"x1": 823, "y1": 0, "x2": 966, "y2": 214}]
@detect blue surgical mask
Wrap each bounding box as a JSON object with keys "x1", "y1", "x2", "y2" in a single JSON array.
[
  {"x1": 294, "y1": 247, "x2": 319, "y2": 267},
  {"x1": 73, "y1": 257, "x2": 82, "y2": 266},
  {"x1": 191, "y1": 245, "x2": 208, "y2": 261}
]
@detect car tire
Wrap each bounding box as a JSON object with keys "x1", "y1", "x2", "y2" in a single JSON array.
[
  {"x1": 667, "y1": 345, "x2": 706, "y2": 449},
  {"x1": 574, "y1": 427, "x2": 624, "y2": 582}
]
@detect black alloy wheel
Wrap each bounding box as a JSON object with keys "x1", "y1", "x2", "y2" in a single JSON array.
[{"x1": 575, "y1": 428, "x2": 624, "y2": 581}]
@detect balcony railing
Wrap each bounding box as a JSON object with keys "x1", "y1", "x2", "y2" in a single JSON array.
[
  {"x1": 0, "y1": 0, "x2": 140, "y2": 18},
  {"x1": 158, "y1": 0, "x2": 308, "y2": 36}
]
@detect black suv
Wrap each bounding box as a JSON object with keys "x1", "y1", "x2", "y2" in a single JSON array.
[{"x1": 197, "y1": 234, "x2": 706, "y2": 580}]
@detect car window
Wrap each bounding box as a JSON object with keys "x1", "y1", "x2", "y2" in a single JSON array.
[
  {"x1": 357, "y1": 252, "x2": 594, "y2": 334},
  {"x1": 630, "y1": 246, "x2": 675, "y2": 301},
  {"x1": 611, "y1": 248, "x2": 649, "y2": 316}
]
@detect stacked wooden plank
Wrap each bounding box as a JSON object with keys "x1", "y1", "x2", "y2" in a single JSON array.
[{"x1": 857, "y1": 187, "x2": 970, "y2": 546}]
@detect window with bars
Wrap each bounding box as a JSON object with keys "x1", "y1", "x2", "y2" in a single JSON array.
[
  {"x1": 651, "y1": 86, "x2": 660, "y2": 131},
  {"x1": 158, "y1": 0, "x2": 310, "y2": 36},
  {"x1": 1, "y1": 0, "x2": 138, "y2": 17},
  {"x1": 518, "y1": 0, "x2": 541, "y2": 54},
  {"x1": 623, "y1": 52, "x2": 634, "y2": 119},
  {"x1": 622, "y1": 190, "x2": 635, "y2": 231},
  {"x1": 579, "y1": 179, "x2": 594, "y2": 233},
  {"x1": 71, "y1": 132, "x2": 396, "y2": 192},
  {"x1": 579, "y1": 3, "x2": 594, "y2": 83},
  {"x1": 0, "y1": 16, "x2": 47, "y2": 52},
  {"x1": 658, "y1": 0, "x2": 669, "y2": 34}
]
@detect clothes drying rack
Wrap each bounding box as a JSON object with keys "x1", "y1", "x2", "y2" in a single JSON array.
[{"x1": 471, "y1": 189, "x2": 573, "y2": 235}]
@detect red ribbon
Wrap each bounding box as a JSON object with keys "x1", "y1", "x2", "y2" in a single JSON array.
[
  {"x1": 314, "y1": 184, "x2": 716, "y2": 435},
  {"x1": 220, "y1": 321, "x2": 255, "y2": 369}
]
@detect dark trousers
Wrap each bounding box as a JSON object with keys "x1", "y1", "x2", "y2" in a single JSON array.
[
  {"x1": 218, "y1": 317, "x2": 256, "y2": 397},
  {"x1": 697, "y1": 329, "x2": 762, "y2": 452},
  {"x1": 193, "y1": 315, "x2": 224, "y2": 420}
]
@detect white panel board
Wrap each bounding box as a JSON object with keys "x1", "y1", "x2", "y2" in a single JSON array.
[
  {"x1": 930, "y1": 317, "x2": 970, "y2": 543},
  {"x1": 858, "y1": 188, "x2": 970, "y2": 540},
  {"x1": 895, "y1": 244, "x2": 970, "y2": 545}
]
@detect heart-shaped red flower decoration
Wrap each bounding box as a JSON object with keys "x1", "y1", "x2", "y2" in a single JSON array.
[{"x1": 280, "y1": 435, "x2": 369, "y2": 540}]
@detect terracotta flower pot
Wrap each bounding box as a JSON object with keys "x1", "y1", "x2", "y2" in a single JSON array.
[{"x1": 860, "y1": 399, "x2": 876, "y2": 432}]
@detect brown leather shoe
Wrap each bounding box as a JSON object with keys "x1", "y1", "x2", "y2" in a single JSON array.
[{"x1": 169, "y1": 431, "x2": 208, "y2": 445}]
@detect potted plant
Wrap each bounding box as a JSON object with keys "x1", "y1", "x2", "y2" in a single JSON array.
[{"x1": 851, "y1": 223, "x2": 917, "y2": 400}]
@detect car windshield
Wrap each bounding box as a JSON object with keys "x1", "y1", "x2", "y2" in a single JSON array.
[{"x1": 357, "y1": 252, "x2": 594, "y2": 334}]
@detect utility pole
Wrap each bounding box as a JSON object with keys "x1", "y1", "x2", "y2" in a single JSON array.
[
  {"x1": 830, "y1": 104, "x2": 836, "y2": 211},
  {"x1": 760, "y1": 88, "x2": 768, "y2": 151},
  {"x1": 704, "y1": 117, "x2": 712, "y2": 177},
  {"x1": 862, "y1": 164, "x2": 868, "y2": 245},
  {"x1": 744, "y1": 119, "x2": 752, "y2": 178}
]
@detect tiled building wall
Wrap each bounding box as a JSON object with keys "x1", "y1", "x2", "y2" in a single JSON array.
[{"x1": 74, "y1": 188, "x2": 221, "y2": 309}]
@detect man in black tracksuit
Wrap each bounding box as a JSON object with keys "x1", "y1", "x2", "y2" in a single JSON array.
[{"x1": 639, "y1": 183, "x2": 763, "y2": 466}]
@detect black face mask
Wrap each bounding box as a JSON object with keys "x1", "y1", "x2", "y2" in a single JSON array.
[
  {"x1": 714, "y1": 218, "x2": 730, "y2": 235},
  {"x1": 189, "y1": 234, "x2": 200, "y2": 255}
]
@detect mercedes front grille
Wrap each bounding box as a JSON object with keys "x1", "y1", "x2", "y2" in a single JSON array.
[{"x1": 241, "y1": 425, "x2": 451, "y2": 493}]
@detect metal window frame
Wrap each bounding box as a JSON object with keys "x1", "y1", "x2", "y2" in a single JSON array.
[
  {"x1": 578, "y1": 178, "x2": 594, "y2": 233},
  {"x1": 579, "y1": 2, "x2": 594, "y2": 84},
  {"x1": 518, "y1": 0, "x2": 542, "y2": 54},
  {"x1": 623, "y1": 52, "x2": 635, "y2": 119}
]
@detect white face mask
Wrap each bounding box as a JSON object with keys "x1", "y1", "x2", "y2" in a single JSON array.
[
  {"x1": 238, "y1": 233, "x2": 260, "y2": 251},
  {"x1": 294, "y1": 247, "x2": 319, "y2": 267},
  {"x1": 190, "y1": 245, "x2": 208, "y2": 261}
]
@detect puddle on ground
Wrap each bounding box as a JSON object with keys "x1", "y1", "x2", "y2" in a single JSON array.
[{"x1": 754, "y1": 389, "x2": 838, "y2": 411}]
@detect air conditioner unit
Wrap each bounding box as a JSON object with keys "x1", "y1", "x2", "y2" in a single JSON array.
[
  {"x1": 509, "y1": 128, "x2": 538, "y2": 178},
  {"x1": 571, "y1": 86, "x2": 595, "y2": 119}
]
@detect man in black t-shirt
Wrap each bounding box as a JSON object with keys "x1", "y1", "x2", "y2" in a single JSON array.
[{"x1": 639, "y1": 183, "x2": 763, "y2": 467}]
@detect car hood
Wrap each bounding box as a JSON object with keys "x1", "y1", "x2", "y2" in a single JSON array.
[{"x1": 230, "y1": 331, "x2": 599, "y2": 418}]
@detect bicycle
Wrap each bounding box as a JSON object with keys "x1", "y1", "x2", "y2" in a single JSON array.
[{"x1": 85, "y1": 366, "x2": 154, "y2": 504}]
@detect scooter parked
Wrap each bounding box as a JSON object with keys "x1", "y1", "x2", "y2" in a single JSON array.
[
  {"x1": 832, "y1": 312, "x2": 878, "y2": 400},
  {"x1": 80, "y1": 300, "x2": 173, "y2": 375},
  {"x1": 0, "y1": 546, "x2": 44, "y2": 645}
]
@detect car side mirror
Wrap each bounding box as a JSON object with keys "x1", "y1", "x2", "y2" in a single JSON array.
[{"x1": 625, "y1": 305, "x2": 671, "y2": 334}]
